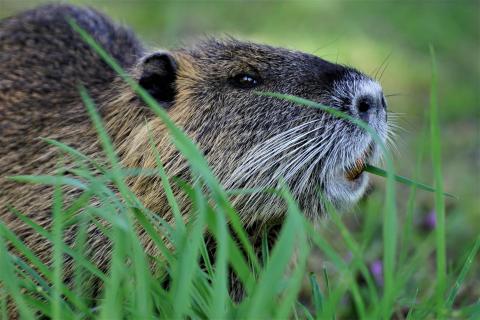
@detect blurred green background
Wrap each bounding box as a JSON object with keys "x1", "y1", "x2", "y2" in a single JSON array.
[{"x1": 2, "y1": 0, "x2": 479, "y2": 303}]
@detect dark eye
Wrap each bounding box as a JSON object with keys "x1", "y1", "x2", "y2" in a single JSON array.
[{"x1": 230, "y1": 73, "x2": 261, "y2": 89}]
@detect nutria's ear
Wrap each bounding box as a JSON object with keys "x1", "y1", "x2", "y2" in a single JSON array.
[{"x1": 139, "y1": 51, "x2": 177, "y2": 106}]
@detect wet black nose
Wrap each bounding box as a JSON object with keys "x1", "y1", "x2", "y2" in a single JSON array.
[{"x1": 355, "y1": 94, "x2": 386, "y2": 122}]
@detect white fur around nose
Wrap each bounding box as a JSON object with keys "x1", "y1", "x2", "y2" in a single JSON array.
[
  {"x1": 331, "y1": 73, "x2": 383, "y2": 110},
  {"x1": 356, "y1": 79, "x2": 383, "y2": 99}
]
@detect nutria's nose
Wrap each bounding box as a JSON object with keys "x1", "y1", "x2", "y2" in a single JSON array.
[{"x1": 353, "y1": 84, "x2": 386, "y2": 122}]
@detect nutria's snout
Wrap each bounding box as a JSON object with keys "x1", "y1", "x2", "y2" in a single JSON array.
[
  {"x1": 320, "y1": 74, "x2": 388, "y2": 211},
  {"x1": 352, "y1": 84, "x2": 387, "y2": 122}
]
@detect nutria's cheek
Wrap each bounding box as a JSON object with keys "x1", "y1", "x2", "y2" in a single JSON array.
[{"x1": 325, "y1": 172, "x2": 370, "y2": 208}]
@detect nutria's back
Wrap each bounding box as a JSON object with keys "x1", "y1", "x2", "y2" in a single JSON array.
[
  {"x1": 0, "y1": 4, "x2": 143, "y2": 168},
  {"x1": 0, "y1": 4, "x2": 143, "y2": 209}
]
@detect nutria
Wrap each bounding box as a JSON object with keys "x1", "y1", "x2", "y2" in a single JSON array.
[{"x1": 0, "y1": 3, "x2": 388, "y2": 310}]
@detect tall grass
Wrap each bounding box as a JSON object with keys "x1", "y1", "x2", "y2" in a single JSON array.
[
  {"x1": 428, "y1": 46, "x2": 447, "y2": 317},
  {"x1": 0, "y1": 21, "x2": 477, "y2": 320}
]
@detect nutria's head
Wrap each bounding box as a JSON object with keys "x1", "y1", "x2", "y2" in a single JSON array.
[{"x1": 117, "y1": 38, "x2": 389, "y2": 225}]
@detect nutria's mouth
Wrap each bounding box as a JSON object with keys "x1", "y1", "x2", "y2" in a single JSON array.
[{"x1": 344, "y1": 143, "x2": 374, "y2": 181}]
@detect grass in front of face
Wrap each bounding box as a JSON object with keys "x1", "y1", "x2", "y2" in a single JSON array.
[{"x1": 0, "y1": 21, "x2": 477, "y2": 320}]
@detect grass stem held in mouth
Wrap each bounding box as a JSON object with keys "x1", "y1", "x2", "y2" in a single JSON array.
[{"x1": 364, "y1": 164, "x2": 456, "y2": 199}]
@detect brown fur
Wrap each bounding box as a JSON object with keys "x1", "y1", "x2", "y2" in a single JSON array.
[{"x1": 1, "y1": 3, "x2": 388, "y2": 315}]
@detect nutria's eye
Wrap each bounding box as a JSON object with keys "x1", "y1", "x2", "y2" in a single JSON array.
[{"x1": 230, "y1": 74, "x2": 261, "y2": 89}]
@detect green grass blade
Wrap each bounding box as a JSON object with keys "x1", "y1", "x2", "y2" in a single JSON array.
[
  {"x1": 132, "y1": 207, "x2": 174, "y2": 263},
  {"x1": 261, "y1": 227, "x2": 269, "y2": 267},
  {"x1": 10, "y1": 253, "x2": 51, "y2": 295},
  {"x1": 1, "y1": 292, "x2": 7, "y2": 320},
  {"x1": 51, "y1": 172, "x2": 64, "y2": 320},
  {"x1": 446, "y1": 236, "x2": 480, "y2": 308},
  {"x1": 274, "y1": 188, "x2": 309, "y2": 318},
  {"x1": 99, "y1": 227, "x2": 126, "y2": 320},
  {"x1": 8, "y1": 175, "x2": 87, "y2": 190},
  {"x1": 147, "y1": 127, "x2": 186, "y2": 240},
  {"x1": 399, "y1": 122, "x2": 427, "y2": 266},
  {"x1": 70, "y1": 215, "x2": 93, "y2": 318},
  {"x1": 460, "y1": 302, "x2": 480, "y2": 319},
  {"x1": 209, "y1": 206, "x2": 229, "y2": 318},
  {"x1": 199, "y1": 238, "x2": 214, "y2": 279},
  {"x1": 203, "y1": 208, "x2": 255, "y2": 296},
  {"x1": 297, "y1": 302, "x2": 315, "y2": 320},
  {"x1": 304, "y1": 219, "x2": 363, "y2": 320},
  {"x1": 323, "y1": 193, "x2": 379, "y2": 305},
  {"x1": 170, "y1": 184, "x2": 206, "y2": 319},
  {"x1": 8, "y1": 207, "x2": 107, "y2": 282},
  {"x1": 365, "y1": 164, "x2": 455, "y2": 198},
  {"x1": 41, "y1": 137, "x2": 107, "y2": 173},
  {"x1": 0, "y1": 217, "x2": 90, "y2": 316},
  {"x1": 309, "y1": 273, "x2": 323, "y2": 317},
  {"x1": 243, "y1": 185, "x2": 301, "y2": 318},
  {"x1": 0, "y1": 233, "x2": 35, "y2": 319},
  {"x1": 0, "y1": 218, "x2": 53, "y2": 281},
  {"x1": 429, "y1": 45, "x2": 447, "y2": 316}
]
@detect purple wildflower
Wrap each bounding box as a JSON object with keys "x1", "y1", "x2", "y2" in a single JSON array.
[
  {"x1": 421, "y1": 210, "x2": 437, "y2": 231},
  {"x1": 370, "y1": 259, "x2": 384, "y2": 287}
]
